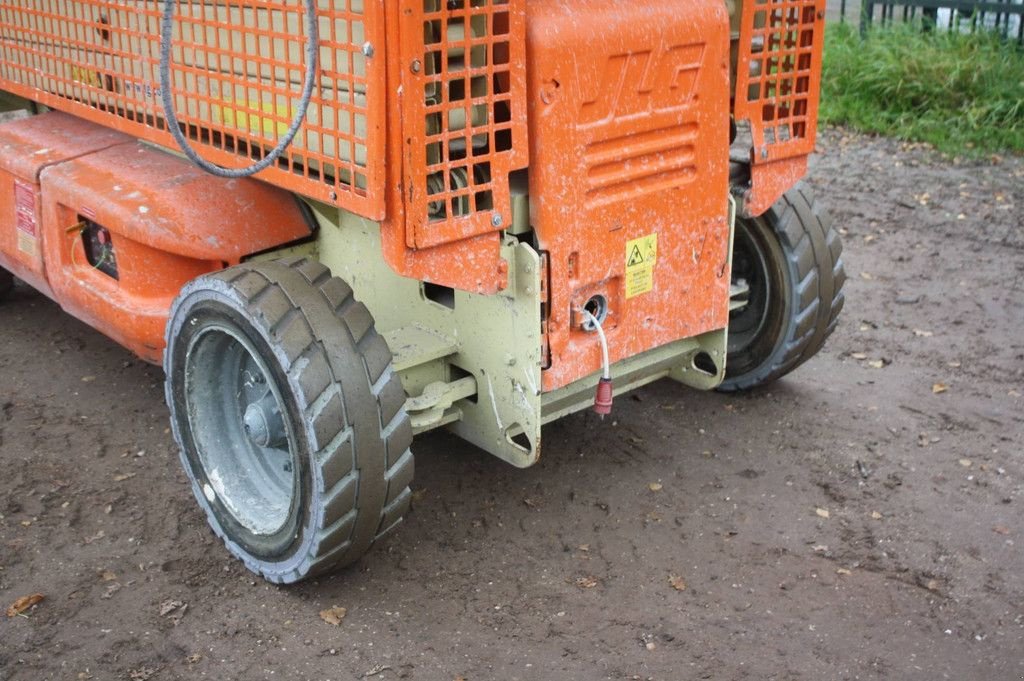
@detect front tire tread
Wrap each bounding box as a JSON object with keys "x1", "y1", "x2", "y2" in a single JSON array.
[
  {"x1": 721, "y1": 182, "x2": 845, "y2": 391},
  {"x1": 165, "y1": 257, "x2": 413, "y2": 585}
]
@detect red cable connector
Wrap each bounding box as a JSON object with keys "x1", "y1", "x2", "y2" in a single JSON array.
[
  {"x1": 594, "y1": 377, "x2": 613, "y2": 417},
  {"x1": 581, "y1": 307, "x2": 613, "y2": 418}
]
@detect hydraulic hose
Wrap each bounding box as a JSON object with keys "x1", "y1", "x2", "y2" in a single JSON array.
[{"x1": 158, "y1": 0, "x2": 319, "y2": 178}]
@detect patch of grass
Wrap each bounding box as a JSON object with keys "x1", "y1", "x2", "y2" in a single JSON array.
[{"x1": 820, "y1": 23, "x2": 1024, "y2": 155}]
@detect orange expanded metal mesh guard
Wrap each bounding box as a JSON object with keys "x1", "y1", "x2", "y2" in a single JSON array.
[
  {"x1": 734, "y1": 0, "x2": 825, "y2": 215},
  {"x1": 0, "y1": 0, "x2": 386, "y2": 218},
  {"x1": 398, "y1": 0, "x2": 527, "y2": 250}
]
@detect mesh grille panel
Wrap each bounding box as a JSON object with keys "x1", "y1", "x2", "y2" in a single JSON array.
[
  {"x1": 400, "y1": 0, "x2": 527, "y2": 250},
  {"x1": 0, "y1": 1, "x2": 385, "y2": 217},
  {"x1": 734, "y1": 0, "x2": 824, "y2": 161}
]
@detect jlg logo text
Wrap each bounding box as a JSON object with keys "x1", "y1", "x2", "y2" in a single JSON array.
[{"x1": 579, "y1": 44, "x2": 705, "y2": 127}]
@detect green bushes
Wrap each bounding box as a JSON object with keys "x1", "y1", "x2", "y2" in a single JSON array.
[{"x1": 820, "y1": 23, "x2": 1024, "y2": 155}]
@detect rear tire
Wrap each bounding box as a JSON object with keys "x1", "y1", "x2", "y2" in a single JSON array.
[
  {"x1": 164, "y1": 257, "x2": 413, "y2": 584},
  {"x1": 720, "y1": 183, "x2": 845, "y2": 391}
]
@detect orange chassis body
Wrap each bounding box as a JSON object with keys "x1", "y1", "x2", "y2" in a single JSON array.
[{"x1": 0, "y1": 0, "x2": 825, "y2": 461}]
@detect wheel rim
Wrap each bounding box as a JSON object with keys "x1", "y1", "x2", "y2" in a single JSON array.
[
  {"x1": 728, "y1": 217, "x2": 774, "y2": 356},
  {"x1": 184, "y1": 324, "x2": 298, "y2": 537}
]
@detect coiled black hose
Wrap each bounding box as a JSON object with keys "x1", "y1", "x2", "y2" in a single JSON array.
[{"x1": 159, "y1": 0, "x2": 319, "y2": 178}]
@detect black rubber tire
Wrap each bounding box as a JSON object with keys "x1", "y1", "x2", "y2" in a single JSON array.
[
  {"x1": 0, "y1": 268, "x2": 13, "y2": 300},
  {"x1": 720, "y1": 182, "x2": 846, "y2": 391},
  {"x1": 164, "y1": 257, "x2": 414, "y2": 584}
]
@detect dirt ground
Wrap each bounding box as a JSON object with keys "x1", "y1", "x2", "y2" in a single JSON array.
[{"x1": 1, "y1": 129, "x2": 1022, "y2": 681}]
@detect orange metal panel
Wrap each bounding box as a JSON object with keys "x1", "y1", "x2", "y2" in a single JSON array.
[
  {"x1": 0, "y1": 111, "x2": 132, "y2": 296},
  {"x1": 0, "y1": 1, "x2": 387, "y2": 218},
  {"x1": 377, "y1": 0, "x2": 529, "y2": 295},
  {"x1": 733, "y1": 0, "x2": 826, "y2": 216},
  {"x1": 43, "y1": 143, "x2": 314, "y2": 262},
  {"x1": 398, "y1": 0, "x2": 527, "y2": 250},
  {"x1": 526, "y1": 0, "x2": 733, "y2": 391},
  {"x1": 745, "y1": 154, "x2": 808, "y2": 217},
  {"x1": 33, "y1": 135, "x2": 312, "y2": 362}
]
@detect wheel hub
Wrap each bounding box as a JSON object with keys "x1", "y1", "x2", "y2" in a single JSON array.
[
  {"x1": 183, "y1": 323, "x2": 298, "y2": 538},
  {"x1": 243, "y1": 395, "x2": 287, "y2": 449},
  {"x1": 727, "y1": 217, "x2": 774, "y2": 355}
]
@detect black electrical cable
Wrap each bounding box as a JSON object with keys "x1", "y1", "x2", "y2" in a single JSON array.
[{"x1": 159, "y1": 0, "x2": 319, "y2": 178}]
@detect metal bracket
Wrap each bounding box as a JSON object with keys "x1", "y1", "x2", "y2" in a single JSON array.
[{"x1": 405, "y1": 376, "x2": 477, "y2": 433}]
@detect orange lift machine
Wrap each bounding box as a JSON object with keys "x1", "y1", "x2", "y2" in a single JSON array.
[{"x1": 0, "y1": 0, "x2": 845, "y2": 582}]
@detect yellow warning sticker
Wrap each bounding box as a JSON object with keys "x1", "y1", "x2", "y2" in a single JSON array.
[{"x1": 625, "y1": 233, "x2": 658, "y2": 299}]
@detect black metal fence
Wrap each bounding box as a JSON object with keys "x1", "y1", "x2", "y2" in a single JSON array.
[{"x1": 838, "y1": 0, "x2": 1024, "y2": 43}]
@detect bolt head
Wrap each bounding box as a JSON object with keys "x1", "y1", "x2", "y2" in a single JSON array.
[
  {"x1": 362, "y1": 42, "x2": 375, "y2": 58},
  {"x1": 491, "y1": 212, "x2": 503, "y2": 227},
  {"x1": 243, "y1": 403, "x2": 271, "y2": 448}
]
